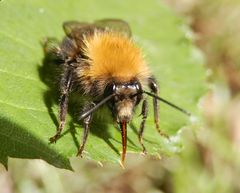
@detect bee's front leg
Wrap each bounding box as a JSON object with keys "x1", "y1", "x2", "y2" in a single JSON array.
[
  {"x1": 138, "y1": 99, "x2": 148, "y2": 154},
  {"x1": 77, "y1": 102, "x2": 95, "y2": 157}
]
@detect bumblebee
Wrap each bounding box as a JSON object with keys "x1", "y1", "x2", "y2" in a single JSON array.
[{"x1": 43, "y1": 19, "x2": 190, "y2": 165}]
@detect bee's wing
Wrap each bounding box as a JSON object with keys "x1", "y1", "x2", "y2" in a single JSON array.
[
  {"x1": 94, "y1": 19, "x2": 132, "y2": 37},
  {"x1": 63, "y1": 21, "x2": 90, "y2": 36}
]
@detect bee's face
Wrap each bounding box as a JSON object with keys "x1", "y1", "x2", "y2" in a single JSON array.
[{"x1": 105, "y1": 81, "x2": 142, "y2": 122}]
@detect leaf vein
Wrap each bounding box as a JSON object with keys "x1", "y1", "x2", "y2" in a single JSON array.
[
  {"x1": 0, "y1": 30, "x2": 37, "y2": 50},
  {"x1": 0, "y1": 100, "x2": 47, "y2": 112},
  {"x1": 0, "y1": 69, "x2": 38, "y2": 82},
  {"x1": 0, "y1": 69, "x2": 46, "y2": 89}
]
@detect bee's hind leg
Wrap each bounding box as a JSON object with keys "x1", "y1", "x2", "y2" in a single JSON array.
[{"x1": 49, "y1": 68, "x2": 73, "y2": 143}]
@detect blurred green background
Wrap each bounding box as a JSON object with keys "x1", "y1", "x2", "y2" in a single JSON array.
[{"x1": 1, "y1": 0, "x2": 240, "y2": 192}]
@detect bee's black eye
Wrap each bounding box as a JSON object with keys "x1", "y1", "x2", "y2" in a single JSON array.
[{"x1": 104, "y1": 82, "x2": 116, "y2": 97}]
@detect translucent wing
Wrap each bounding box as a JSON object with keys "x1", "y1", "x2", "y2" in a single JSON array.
[
  {"x1": 94, "y1": 19, "x2": 132, "y2": 37},
  {"x1": 63, "y1": 21, "x2": 90, "y2": 36},
  {"x1": 63, "y1": 19, "x2": 132, "y2": 38}
]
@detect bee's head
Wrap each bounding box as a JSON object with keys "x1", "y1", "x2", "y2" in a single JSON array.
[{"x1": 104, "y1": 80, "x2": 142, "y2": 123}]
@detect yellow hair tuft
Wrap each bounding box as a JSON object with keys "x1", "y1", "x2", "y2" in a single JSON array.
[{"x1": 81, "y1": 31, "x2": 150, "y2": 83}]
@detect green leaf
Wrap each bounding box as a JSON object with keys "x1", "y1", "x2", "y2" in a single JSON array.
[{"x1": 0, "y1": 0, "x2": 206, "y2": 169}]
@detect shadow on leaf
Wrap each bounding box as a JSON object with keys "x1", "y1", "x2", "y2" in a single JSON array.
[{"x1": 0, "y1": 117, "x2": 72, "y2": 170}]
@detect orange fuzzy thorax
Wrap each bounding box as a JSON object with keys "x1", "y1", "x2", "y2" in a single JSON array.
[{"x1": 82, "y1": 31, "x2": 150, "y2": 83}]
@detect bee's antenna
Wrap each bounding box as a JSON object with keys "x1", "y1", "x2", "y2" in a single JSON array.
[
  {"x1": 143, "y1": 91, "x2": 191, "y2": 116},
  {"x1": 79, "y1": 93, "x2": 116, "y2": 121}
]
